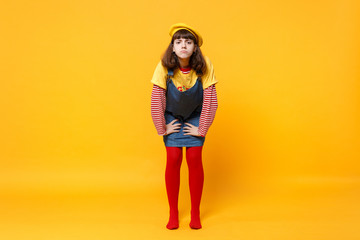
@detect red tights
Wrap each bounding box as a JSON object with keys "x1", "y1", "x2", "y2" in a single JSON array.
[{"x1": 165, "y1": 146, "x2": 204, "y2": 229}]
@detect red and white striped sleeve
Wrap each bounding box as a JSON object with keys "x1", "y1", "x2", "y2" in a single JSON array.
[
  {"x1": 198, "y1": 84, "x2": 218, "y2": 137},
  {"x1": 151, "y1": 84, "x2": 167, "y2": 135}
]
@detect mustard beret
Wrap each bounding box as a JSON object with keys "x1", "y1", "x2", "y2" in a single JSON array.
[{"x1": 169, "y1": 23, "x2": 203, "y2": 47}]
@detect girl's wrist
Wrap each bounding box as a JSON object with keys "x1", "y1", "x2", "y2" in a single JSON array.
[{"x1": 197, "y1": 129, "x2": 205, "y2": 137}]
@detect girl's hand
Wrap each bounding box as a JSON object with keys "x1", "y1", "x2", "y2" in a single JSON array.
[
  {"x1": 165, "y1": 119, "x2": 181, "y2": 135},
  {"x1": 183, "y1": 123, "x2": 200, "y2": 136}
]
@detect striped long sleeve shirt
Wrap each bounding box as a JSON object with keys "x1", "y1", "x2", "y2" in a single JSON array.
[{"x1": 151, "y1": 84, "x2": 218, "y2": 137}]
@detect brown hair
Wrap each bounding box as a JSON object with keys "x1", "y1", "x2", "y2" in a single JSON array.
[{"x1": 161, "y1": 29, "x2": 207, "y2": 76}]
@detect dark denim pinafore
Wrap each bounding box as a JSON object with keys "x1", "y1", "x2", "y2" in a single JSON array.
[{"x1": 163, "y1": 69, "x2": 205, "y2": 147}]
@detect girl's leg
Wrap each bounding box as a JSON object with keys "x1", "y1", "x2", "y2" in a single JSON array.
[
  {"x1": 165, "y1": 146, "x2": 183, "y2": 229},
  {"x1": 186, "y1": 146, "x2": 204, "y2": 229}
]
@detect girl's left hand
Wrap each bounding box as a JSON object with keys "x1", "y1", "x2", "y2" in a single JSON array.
[{"x1": 183, "y1": 123, "x2": 201, "y2": 136}]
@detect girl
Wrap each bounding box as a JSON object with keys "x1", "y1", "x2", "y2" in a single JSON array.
[{"x1": 150, "y1": 23, "x2": 218, "y2": 230}]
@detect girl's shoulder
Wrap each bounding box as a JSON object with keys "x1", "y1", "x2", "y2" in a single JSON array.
[
  {"x1": 201, "y1": 56, "x2": 218, "y2": 89},
  {"x1": 151, "y1": 60, "x2": 168, "y2": 89},
  {"x1": 204, "y1": 55, "x2": 212, "y2": 66}
]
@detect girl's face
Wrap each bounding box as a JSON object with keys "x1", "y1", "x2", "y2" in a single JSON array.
[{"x1": 172, "y1": 38, "x2": 196, "y2": 60}]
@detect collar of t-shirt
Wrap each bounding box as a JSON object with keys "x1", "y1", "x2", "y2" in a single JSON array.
[{"x1": 179, "y1": 66, "x2": 191, "y2": 74}]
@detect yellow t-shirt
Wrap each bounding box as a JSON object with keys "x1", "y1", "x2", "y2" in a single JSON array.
[{"x1": 150, "y1": 56, "x2": 218, "y2": 91}]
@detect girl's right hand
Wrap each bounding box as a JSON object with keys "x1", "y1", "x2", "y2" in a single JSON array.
[{"x1": 165, "y1": 119, "x2": 181, "y2": 135}]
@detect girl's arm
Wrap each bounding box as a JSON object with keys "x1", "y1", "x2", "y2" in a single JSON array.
[
  {"x1": 151, "y1": 84, "x2": 167, "y2": 135},
  {"x1": 198, "y1": 84, "x2": 218, "y2": 137}
]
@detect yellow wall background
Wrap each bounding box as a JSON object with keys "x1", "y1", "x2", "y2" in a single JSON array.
[
  {"x1": 0, "y1": 0, "x2": 360, "y2": 240},
  {"x1": 0, "y1": 1, "x2": 360, "y2": 236}
]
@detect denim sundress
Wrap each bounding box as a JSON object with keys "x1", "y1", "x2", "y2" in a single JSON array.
[{"x1": 163, "y1": 69, "x2": 205, "y2": 147}]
